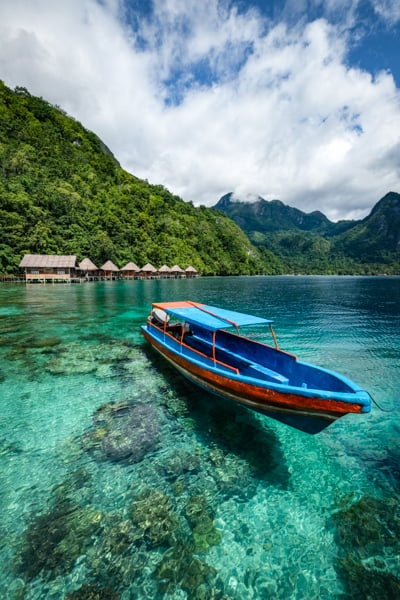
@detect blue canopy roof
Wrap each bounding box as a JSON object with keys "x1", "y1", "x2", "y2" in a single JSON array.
[{"x1": 152, "y1": 301, "x2": 272, "y2": 331}]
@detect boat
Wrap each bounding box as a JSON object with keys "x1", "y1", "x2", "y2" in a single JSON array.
[{"x1": 141, "y1": 301, "x2": 371, "y2": 434}]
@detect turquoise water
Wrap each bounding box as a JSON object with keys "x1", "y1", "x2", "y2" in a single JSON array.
[{"x1": 0, "y1": 276, "x2": 399, "y2": 599}]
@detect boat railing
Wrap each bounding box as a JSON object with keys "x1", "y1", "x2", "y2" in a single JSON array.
[{"x1": 148, "y1": 321, "x2": 239, "y2": 374}]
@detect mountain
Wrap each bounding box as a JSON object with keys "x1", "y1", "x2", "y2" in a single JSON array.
[
  {"x1": 216, "y1": 193, "x2": 335, "y2": 234},
  {"x1": 0, "y1": 81, "x2": 283, "y2": 276},
  {"x1": 334, "y1": 192, "x2": 400, "y2": 261},
  {"x1": 215, "y1": 192, "x2": 400, "y2": 274}
]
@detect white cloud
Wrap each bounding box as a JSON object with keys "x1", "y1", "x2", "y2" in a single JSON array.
[
  {"x1": 373, "y1": 0, "x2": 400, "y2": 25},
  {"x1": 0, "y1": 0, "x2": 399, "y2": 220}
]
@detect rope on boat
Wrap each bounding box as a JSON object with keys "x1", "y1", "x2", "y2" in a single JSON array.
[{"x1": 369, "y1": 392, "x2": 393, "y2": 412}]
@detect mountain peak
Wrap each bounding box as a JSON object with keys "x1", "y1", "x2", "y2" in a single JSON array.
[
  {"x1": 215, "y1": 193, "x2": 234, "y2": 208},
  {"x1": 215, "y1": 193, "x2": 333, "y2": 233},
  {"x1": 368, "y1": 191, "x2": 400, "y2": 218}
]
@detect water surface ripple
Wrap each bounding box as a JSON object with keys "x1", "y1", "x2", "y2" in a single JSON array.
[{"x1": 0, "y1": 276, "x2": 399, "y2": 599}]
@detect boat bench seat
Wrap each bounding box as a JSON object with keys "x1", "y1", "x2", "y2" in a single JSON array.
[
  {"x1": 247, "y1": 363, "x2": 289, "y2": 385},
  {"x1": 186, "y1": 337, "x2": 289, "y2": 385}
]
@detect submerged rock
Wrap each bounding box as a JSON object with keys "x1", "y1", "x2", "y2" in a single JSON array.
[
  {"x1": 83, "y1": 401, "x2": 161, "y2": 464},
  {"x1": 45, "y1": 342, "x2": 99, "y2": 374},
  {"x1": 29, "y1": 336, "x2": 62, "y2": 349},
  {"x1": 65, "y1": 583, "x2": 120, "y2": 600},
  {"x1": 333, "y1": 495, "x2": 400, "y2": 556},
  {"x1": 0, "y1": 438, "x2": 23, "y2": 456},
  {"x1": 45, "y1": 340, "x2": 135, "y2": 376}
]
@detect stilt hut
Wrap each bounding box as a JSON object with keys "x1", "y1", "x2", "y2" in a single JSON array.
[
  {"x1": 140, "y1": 263, "x2": 158, "y2": 279},
  {"x1": 100, "y1": 260, "x2": 119, "y2": 280},
  {"x1": 158, "y1": 265, "x2": 171, "y2": 279},
  {"x1": 19, "y1": 254, "x2": 77, "y2": 283},
  {"x1": 170, "y1": 264, "x2": 185, "y2": 278},
  {"x1": 120, "y1": 261, "x2": 140, "y2": 279},
  {"x1": 185, "y1": 266, "x2": 199, "y2": 278},
  {"x1": 78, "y1": 257, "x2": 99, "y2": 280}
]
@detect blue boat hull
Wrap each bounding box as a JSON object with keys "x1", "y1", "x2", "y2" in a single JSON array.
[{"x1": 141, "y1": 323, "x2": 371, "y2": 434}]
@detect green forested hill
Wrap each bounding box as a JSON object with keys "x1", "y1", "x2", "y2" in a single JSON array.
[
  {"x1": 0, "y1": 81, "x2": 283, "y2": 275},
  {"x1": 215, "y1": 192, "x2": 400, "y2": 274}
]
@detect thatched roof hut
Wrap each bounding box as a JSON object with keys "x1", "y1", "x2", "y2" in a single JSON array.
[
  {"x1": 19, "y1": 254, "x2": 77, "y2": 268},
  {"x1": 170, "y1": 264, "x2": 185, "y2": 277},
  {"x1": 120, "y1": 261, "x2": 140, "y2": 278},
  {"x1": 78, "y1": 257, "x2": 98, "y2": 271},
  {"x1": 185, "y1": 265, "x2": 199, "y2": 277},
  {"x1": 170, "y1": 264, "x2": 184, "y2": 273},
  {"x1": 140, "y1": 263, "x2": 157, "y2": 273},
  {"x1": 100, "y1": 260, "x2": 119, "y2": 272},
  {"x1": 121, "y1": 262, "x2": 140, "y2": 272},
  {"x1": 19, "y1": 254, "x2": 77, "y2": 282},
  {"x1": 140, "y1": 263, "x2": 158, "y2": 278},
  {"x1": 158, "y1": 264, "x2": 171, "y2": 278}
]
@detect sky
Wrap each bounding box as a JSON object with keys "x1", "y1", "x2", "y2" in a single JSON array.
[{"x1": 0, "y1": 0, "x2": 400, "y2": 220}]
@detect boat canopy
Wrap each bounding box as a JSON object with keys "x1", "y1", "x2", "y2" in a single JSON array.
[{"x1": 152, "y1": 301, "x2": 272, "y2": 331}]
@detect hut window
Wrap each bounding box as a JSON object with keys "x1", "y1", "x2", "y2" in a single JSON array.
[
  {"x1": 57, "y1": 270, "x2": 65, "y2": 275},
  {"x1": 31, "y1": 269, "x2": 39, "y2": 274}
]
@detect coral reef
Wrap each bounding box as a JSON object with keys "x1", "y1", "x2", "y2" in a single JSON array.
[
  {"x1": 84, "y1": 514, "x2": 148, "y2": 591},
  {"x1": 332, "y1": 494, "x2": 400, "y2": 597},
  {"x1": 155, "y1": 542, "x2": 220, "y2": 598},
  {"x1": 65, "y1": 584, "x2": 120, "y2": 600},
  {"x1": 129, "y1": 488, "x2": 182, "y2": 548},
  {"x1": 163, "y1": 449, "x2": 201, "y2": 478},
  {"x1": 185, "y1": 495, "x2": 222, "y2": 553},
  {"x1": 15, "y1": 498, "x2": 104, "y2": 581},
  {"x1": 44, "y1": 340, "x2": 136, "y2": 377}
]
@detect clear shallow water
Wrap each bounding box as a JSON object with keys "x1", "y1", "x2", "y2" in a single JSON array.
[{"x1": 0, "y1": 276, "x2": 399, "y2": 600}]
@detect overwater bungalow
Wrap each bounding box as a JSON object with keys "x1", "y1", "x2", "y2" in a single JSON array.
[
  {"x1": 15, "y1": 254, "x2": 201, "y2": 285},
  {"x1": 170, "y1": 264, "x2": 186, "y2": 278},
  {"x1": 140, "y1": 263, "x2": 158, "y2": 279},
  {"x1": 19, "y1": 254, "x2": 77, "y2": 283},
  {"x1": 100, "y1": 260, "x2": 119, "y2": 280},
  {"x1": 120, "y1": 261, "x2": 140, "y2": 279},
  {"x1": 78, "y1": 257, "x2": 99, "y2": 280},
  {"x1": 158, "y1": 265, "x2": 171, "y2": 279},
  {"x1": 185, "y1": 266, "x2": 199, "y2": 278}
]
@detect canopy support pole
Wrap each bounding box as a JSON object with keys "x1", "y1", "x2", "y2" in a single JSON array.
[
  {"x1": 212, "y1": 331, "x2": 216, "y2": 365},
  {"x1": 269, "y1": 324, "x2": 279, "y2": 349}
]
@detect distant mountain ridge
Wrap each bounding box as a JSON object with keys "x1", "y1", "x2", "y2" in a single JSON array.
[
  {"x1": 216, "y1": 193, "x2": 335, "y2": 233},
  {"x1": 215, "y1": 191, "x2": 400, "y2": 274}
]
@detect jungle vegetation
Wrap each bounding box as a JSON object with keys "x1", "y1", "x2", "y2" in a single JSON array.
[{"x1": 0, "y1": 81, "x2": 282, "y2": 275}]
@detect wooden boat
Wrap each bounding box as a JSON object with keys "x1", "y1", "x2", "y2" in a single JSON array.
[{"x1": 141, "y1": 301, "x2": 371, "y2": 434}]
